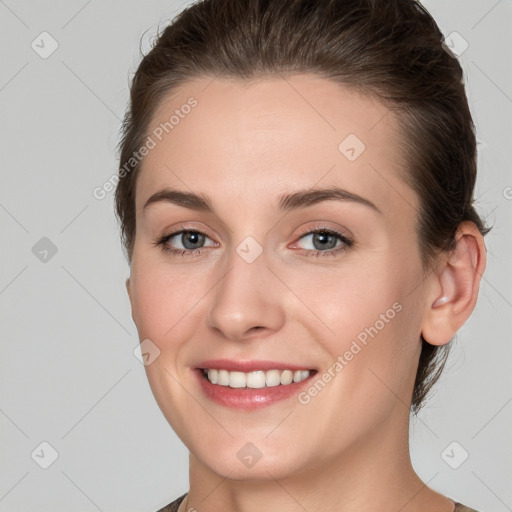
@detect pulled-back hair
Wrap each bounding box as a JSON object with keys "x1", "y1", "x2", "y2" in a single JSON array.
[{"x1": 115, "y1": 0, "x2": 489, "y2": 413}]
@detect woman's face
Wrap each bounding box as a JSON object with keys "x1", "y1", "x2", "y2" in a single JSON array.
[{"x1": 127, "y1": 74, "x2": 432, "y2": 480}]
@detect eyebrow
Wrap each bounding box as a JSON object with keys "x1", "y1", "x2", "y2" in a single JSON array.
[{"x1": 143, "y1": 186, "x2": 381, "y2": 214}]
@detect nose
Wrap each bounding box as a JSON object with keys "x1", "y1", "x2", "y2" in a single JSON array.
[{"x1": 206, "y1": 246, "x2": 285, "y2": 341}]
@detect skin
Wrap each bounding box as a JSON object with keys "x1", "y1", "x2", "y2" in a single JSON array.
[{"x1": 125, "y1": 74, "x2": 486, "y2": 511}]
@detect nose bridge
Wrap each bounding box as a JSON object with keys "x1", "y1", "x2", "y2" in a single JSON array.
[{"x1": 207, "y1": 237, "x2": 282, "y2": 340}]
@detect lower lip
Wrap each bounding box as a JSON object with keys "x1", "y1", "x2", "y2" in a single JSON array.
[{"x1": 194, "y1": 369, "x2": 317, "y2": 409}]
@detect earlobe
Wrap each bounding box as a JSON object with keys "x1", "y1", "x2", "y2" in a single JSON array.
[
  {"x1": 125, "y1": 277, "x2": 137, "y2": 324},
  {"x1": 422, "y1": 222, "x2": 486, "y2": 346},
  {"x1": 125, "y1": 278, "x2": 131, "y2": 300}
]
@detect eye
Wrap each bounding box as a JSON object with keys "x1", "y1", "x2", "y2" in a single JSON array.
[
  {"x1": 153, "y1": 226, "x2": 217, "y2": 257},
  {"x1": 153, "y1": 225, "x2": 353, "y2": 258},
  {"x1": 293, "y1": 227, "x2": 353, "y2": 258}
]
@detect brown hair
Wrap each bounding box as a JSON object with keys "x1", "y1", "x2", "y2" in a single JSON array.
[{"x1": 115, "y1": 0, "x2": 489, "y2": 413}]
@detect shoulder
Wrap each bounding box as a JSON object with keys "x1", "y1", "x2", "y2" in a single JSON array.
[
  {"x1": 454, "y1": 502, "x2": 481, "y2": 512},
  {"x1": 155, "y1": 492, "x2": 188, "y2": 512}
]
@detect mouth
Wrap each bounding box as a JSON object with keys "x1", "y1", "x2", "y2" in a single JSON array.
[{"x1": 193, "y1": 362, "x2": 318, "y2": 409}]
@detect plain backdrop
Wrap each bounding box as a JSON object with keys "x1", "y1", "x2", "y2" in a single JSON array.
[{"x1": 0, "y1": 1, "x2": 511, "y2": 511}]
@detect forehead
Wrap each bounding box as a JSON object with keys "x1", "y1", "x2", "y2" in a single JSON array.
[{"x1": 135, "y1": 73, "x2": 418, "y2": 218}]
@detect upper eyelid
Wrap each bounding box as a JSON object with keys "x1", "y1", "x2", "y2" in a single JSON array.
[
  {"x1": 163, "y1": 225, "x2": 216, "y2": 243},
  {"x1": 163, "y1": 226, "x2": 351, "y2": 246},
  {"x1": 291, "y1": 228, "x2": 352, "y2": 249}
]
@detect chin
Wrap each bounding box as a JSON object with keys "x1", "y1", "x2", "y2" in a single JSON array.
[{"x1": 189, "y1": 436, "x2": 305, "y2": 481}]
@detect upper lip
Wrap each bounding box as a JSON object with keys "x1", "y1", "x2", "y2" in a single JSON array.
[{"x1": 196, "y1": 359, "x2": 316, "y2": 373}]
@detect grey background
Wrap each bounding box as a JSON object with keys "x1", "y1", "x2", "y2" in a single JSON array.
[{"x1": 0, "y1": 1, "x2": 510, "y2": 511}]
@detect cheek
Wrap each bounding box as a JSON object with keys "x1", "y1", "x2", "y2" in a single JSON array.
[
  {"x1": 299, "y1": 256, "x2": 422, "y2": 389},
  {"x1": 130, "y1": 262, "x2": 198, "y2": 342},
  {"x1": 295, "y1": 257, "x2": 404, "y2": 334}
]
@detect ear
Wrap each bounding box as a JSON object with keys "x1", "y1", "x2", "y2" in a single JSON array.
[
  {"x1": 125, "y1": 277, "x2": 136, "y2": 324},
  {"x1": 422, "y1": 221, "x2": 487, "y2": 346},
  {"x1": 125, "y1": 277, "x2": 131, "y2": 301}
]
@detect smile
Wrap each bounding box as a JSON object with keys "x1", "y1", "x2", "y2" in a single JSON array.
[{"x1": 201, "y1": 368, "x2": 312, "y2": 388}]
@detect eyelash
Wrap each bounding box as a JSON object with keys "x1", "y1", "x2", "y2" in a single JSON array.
[{"x1": 153, "y1": 224, "x2": 354, "y2": 259}]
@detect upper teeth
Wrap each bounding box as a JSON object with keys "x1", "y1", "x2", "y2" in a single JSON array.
[{"x1": 203, "y1": 369, "x2": 311, "y2": 388}]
